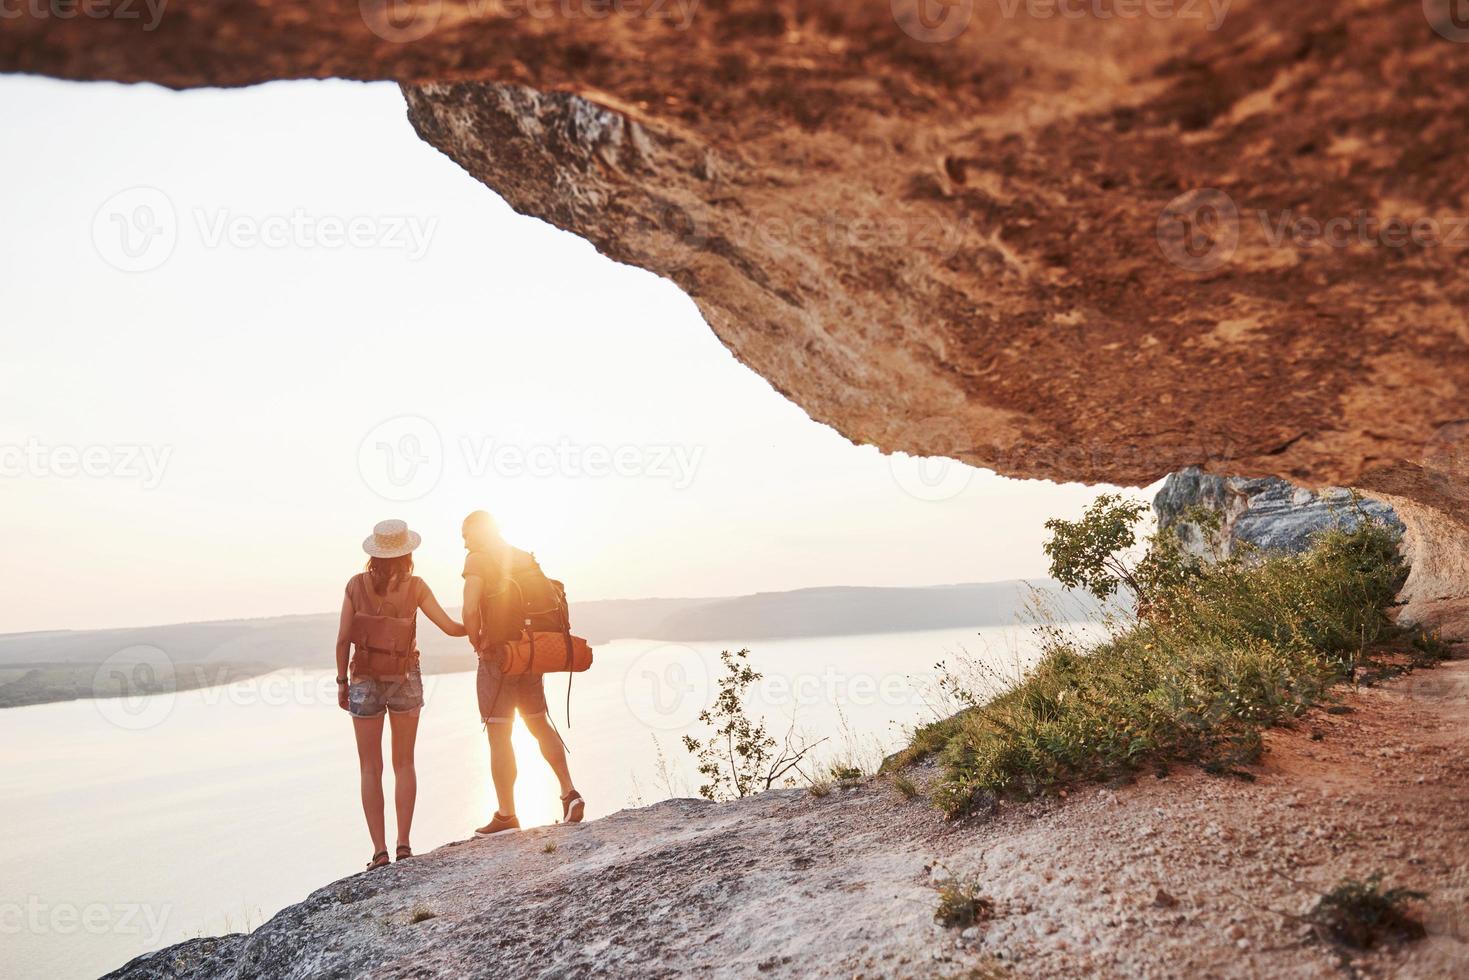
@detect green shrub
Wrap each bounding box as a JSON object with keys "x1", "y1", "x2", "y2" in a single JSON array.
[
  {"x1": 909, "y1": 513, "x2": 1411, "y2": 818},
  {"x1": 681, "y1": 649, "x2": 824, "y2": 801},
  {"x1": 1306, "y1": 873, "x2": 1427, "y2": 949},
  {"x1": 933, "y1": 869, "x2": 994, "y2": 928}
]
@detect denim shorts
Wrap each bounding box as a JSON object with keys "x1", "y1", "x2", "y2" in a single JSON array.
[
  {"x1": 348, "y1": 668, "x2": 424, "y2": 718},
  {"x1": 476, "y1": 652, "x2": 548, "y2": 723}
]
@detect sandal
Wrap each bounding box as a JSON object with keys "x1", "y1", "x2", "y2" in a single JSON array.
[
  {"x1": 366, "y1": 850, "x2": 390, "y2": 871},
  {"x1": 395, "y1": 844, "x2": 413, "y2": 862}
]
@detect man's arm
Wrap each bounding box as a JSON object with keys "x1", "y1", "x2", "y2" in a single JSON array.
[{"x1": 463, "y1": 575, "x2": 484, "y2": 652}]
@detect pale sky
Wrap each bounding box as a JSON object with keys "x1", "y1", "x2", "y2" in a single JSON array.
[{"x1": 0, "y1": 76, "x2": 1129, "y2": 633}]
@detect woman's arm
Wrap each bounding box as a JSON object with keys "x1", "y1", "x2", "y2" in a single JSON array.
[
  {"x1": 420, "y1": 584, "x2": 467, "y2": 637},
  {"x1": 334, "y1": 588, "x2": 353, "y2": 710}
]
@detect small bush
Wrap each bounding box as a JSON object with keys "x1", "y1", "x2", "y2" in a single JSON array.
[
  {"x1": 892, "y1": 772, "x2": 920, "y2": 800},
  {"x1": 808, "y1": 777, "x2": 833, "y2": 798},
  {"x1": 829, "y1": 763, "x2": 864, "y2": 786},
  {"x1": 682, "y1": 649, "x2": 824, "y2": 801},
  {"x1": 908, "y1": 514, "x2": 1412, "y2": 817},
  {"x1": 934, "y1": 870, "x2": 995, "y2": 929},
  {"x1": 1411, "y1": 628, "x2": 1452, "y2": 663},
  {"x1": 541, "y1": 840, "x2": 557, "y2": 854},
  {"x1": 409, "y1": 905, "x2": 437, "y2": 924},
  {"x1": 1306, "y1": 873, "x2": 1427, "y2": 949}
]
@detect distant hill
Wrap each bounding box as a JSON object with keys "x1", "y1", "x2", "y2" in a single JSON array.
[
  {"x1": 597, "y1": 582, "x2": 1084, "y2": 643},
  {"x1": 0, "y1": 580, "x2": 1094, "y2": 708}
]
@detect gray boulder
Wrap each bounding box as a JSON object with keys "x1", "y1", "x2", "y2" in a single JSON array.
[{"x1": 1154, "y1": 468, "x2": 1402, "y2": 558}]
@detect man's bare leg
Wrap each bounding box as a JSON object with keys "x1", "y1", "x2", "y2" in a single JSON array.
[
  {"x1": 486, "y1": 720, "x2": 517, "y2": 817},
  {"x1": 523, "y1": 712, "x2": 576, "y2": 799}
]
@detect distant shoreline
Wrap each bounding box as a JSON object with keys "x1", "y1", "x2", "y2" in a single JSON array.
[{"x1": 0, "y1": 580, "x2": 1099, "y2": 710}]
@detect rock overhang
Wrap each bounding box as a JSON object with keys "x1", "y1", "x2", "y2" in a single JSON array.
[{"x1": 5, "y1": 0, "x2": 1467, "y2": 625}]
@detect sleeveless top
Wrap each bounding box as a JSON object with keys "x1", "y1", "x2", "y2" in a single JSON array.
[{"x1": 347, "y1": 574, "x2": 424, "y2": 627}]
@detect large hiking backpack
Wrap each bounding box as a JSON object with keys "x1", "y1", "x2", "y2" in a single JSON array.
[
  {"x1": 477, "y1": 548, "x2": 570, "y2": 639},
  {"x1": 473, "y1": 548, "x2": 593, "y2": 714},
  {"x1": 467, "y1": 543, "x2": 587, "y2": 728}
]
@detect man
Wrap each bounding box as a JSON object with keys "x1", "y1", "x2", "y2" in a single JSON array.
[{"x1": 462, "y1": 510, "x2": 584, "y2": 834}]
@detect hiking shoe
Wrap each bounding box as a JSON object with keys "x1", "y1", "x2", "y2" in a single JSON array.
[
  {"x1": 474, "y1": 812, "x2": 520, "y2": 837},
  {"x1": 561, "y1": 791, "x2": 585, "y2": 824}
]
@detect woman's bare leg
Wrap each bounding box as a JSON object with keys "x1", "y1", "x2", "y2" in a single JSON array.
[
  {"x1": 388, "y1": 707, "x2": 420, "y2": 848},
  {"x1": 352, "y1": 714, "x2": 387, "y2": 856}
]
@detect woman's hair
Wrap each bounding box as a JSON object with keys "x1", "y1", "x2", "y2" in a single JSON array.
[{"x1": 365, "y1": 554, "x2": 413, "y2": 594}]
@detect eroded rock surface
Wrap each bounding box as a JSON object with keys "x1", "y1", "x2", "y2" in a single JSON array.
[
  {"x1": 104, "y1": 662, "x2": 1469, "y2": 979},
  {"x1": 1154, "y1": 466, "x2": 1403, "y2": 557},
  {"x1": 5, "y1": 1, "x2": 1468, "y2": 621}
]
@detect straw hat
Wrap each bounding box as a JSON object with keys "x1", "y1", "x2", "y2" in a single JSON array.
[{"x1": 361, "y1": 519, "x2": 421, "y2": 558}]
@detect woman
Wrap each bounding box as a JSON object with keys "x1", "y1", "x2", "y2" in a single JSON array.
[{"x1": 336, "y1": 519, "x2": 465, "y2": 870}]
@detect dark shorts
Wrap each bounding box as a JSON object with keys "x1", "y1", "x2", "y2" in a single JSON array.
[
  {"x1": 476, "y1": 651, "x2": 548, "y2": 723},
  {"x1": 348, "y1": 669, "x2": 424, "y2": 718}
]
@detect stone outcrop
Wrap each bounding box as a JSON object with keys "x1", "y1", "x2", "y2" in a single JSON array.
[
  {"x1": 1154, "y1": 466, "x2": 1403, "y2": 558},
  {"x1": 103, "y1": 664, "x2": 1469, "y2": 979},
  {"x1": 5, "y1": 1, "x2": 1467, "y2": 626}
]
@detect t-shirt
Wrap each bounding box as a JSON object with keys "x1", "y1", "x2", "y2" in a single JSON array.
[{"x1": 463, "y1": 546, "x2": 536, "y2": 643}]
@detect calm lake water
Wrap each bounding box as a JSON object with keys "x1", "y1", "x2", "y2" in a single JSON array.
[{"x1": 0, "y1": 625, "x2": 1065, "y2": 979}]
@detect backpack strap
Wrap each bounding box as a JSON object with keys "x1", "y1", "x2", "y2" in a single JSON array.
[{"x1": 360, "y1": 571, "x2": 407, "y2": 620}]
